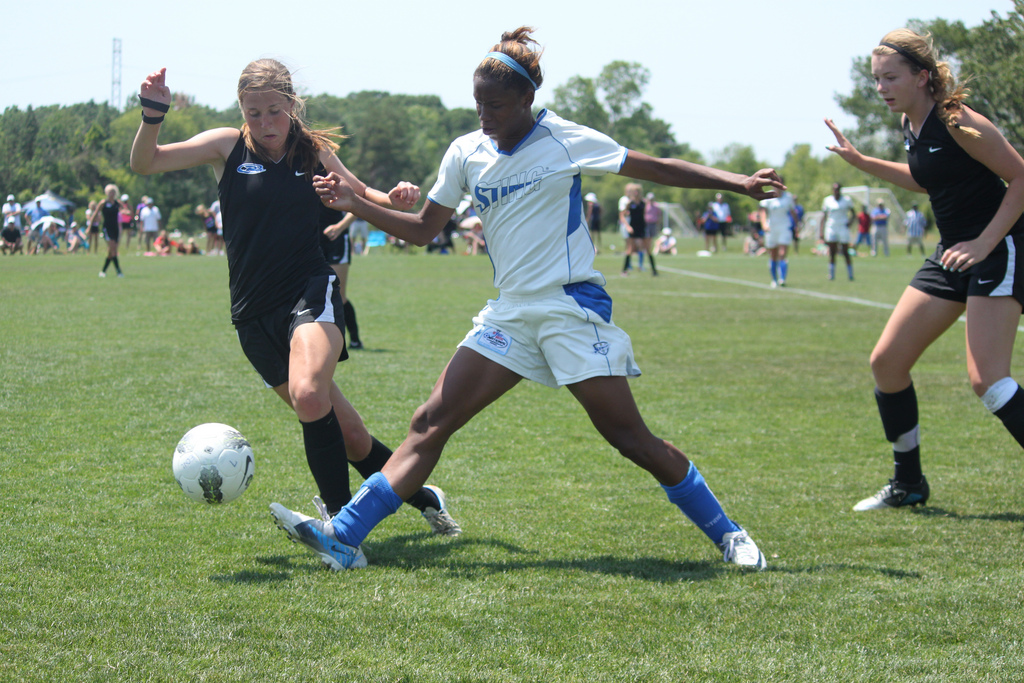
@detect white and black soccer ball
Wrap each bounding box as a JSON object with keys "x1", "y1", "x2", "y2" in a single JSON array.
[{"x1": 172, "y1": 423, "x2": 254, "y2": 504}]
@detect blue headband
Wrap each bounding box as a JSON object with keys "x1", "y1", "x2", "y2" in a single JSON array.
[{"x1": 485, "y1": 52, "x2": 539, "y2": 90}]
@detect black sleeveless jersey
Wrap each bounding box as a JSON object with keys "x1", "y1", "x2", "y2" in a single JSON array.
[
  {"x1": 903, "y1": 107, "x2": 1023, "y2": 244},
  {"x1": 218, "y1": 135, "x2": 332, "y2": 323},
  {"x1": 101, "y1": 200, "x2": 120, "y2": 230}
]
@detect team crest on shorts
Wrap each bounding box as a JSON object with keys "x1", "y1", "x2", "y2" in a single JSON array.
[
  {"x1": 477, "y1": 327, "x2": 511, "y2": 356},
  {"x1": 593, "y1": 341, "x2": 610, "y2": 356}
]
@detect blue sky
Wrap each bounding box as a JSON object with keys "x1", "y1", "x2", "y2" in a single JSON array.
[{"x1": 1, "y1": 0, "x2": 1011, "y2": 166}]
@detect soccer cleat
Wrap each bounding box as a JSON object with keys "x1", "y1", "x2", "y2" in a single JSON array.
[
  {"x1": 98, "y1": 271, "x2": 106, "y2": 278},
  {"x1": 269, "y1": 502, "x2": 367, "y2": 570},
  {"x1": 720, "y1": 528, "x2": 767, "y2": 570},
  {"x1": 853, "y1": 476, "x2": 929, "y2": 511},
  {"x1": 420, "y1": 485, "x2": 462, "y2": 536},
  {"x1": 347, "y1": 339, "x2": 363, "y2": 350}
]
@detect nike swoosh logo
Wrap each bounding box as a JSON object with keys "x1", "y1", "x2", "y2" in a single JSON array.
[
  {"x1": 929, "y1": 147, "x2": 942, "y2": 153},
  {"x1": 297, "y1": 308, "x2": 314, "y2": 316},
  {"x1": 295, "y1": 171, "x2": 305, "y2": 176},
  {"x1": 978, "y1": 279, "x2": 994, "y2": 284}
]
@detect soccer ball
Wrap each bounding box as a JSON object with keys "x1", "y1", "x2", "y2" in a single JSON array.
[{"x1": 172, "y1": 423, "x2": 254, "y2": 504}]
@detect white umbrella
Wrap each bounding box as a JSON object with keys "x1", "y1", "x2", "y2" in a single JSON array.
[{"x1": 31, "y1": 216, "x2": 66, "y2": 231}]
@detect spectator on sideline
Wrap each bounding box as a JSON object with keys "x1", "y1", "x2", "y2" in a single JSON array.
[
  {"x1": 2, "y1": 216, "x2": 23, "y2": 254},
  {"x1": 855, "y1": 203, "x2": 873, "y2": 255},
  {"x1": 791, "y1": 195, "x2": 804, "y2": 253},
  {"x1": 138, "y1": 196, "x2": 162, "y2": 252},
  {"x1": 904, "y1": 202, "x2": 927, "y2": 254},
  {"x1": 711, "y1": 193, "x2": 732, "y2": 250},
  {"x1": 871, "y1": 199, "x2": 891, "y2": 256},
  {"x1": 2, "y1": 194, "x2": 22, "y2": 230}
]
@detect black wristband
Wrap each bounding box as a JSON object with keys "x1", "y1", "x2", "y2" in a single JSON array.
[
  {"x1": 139, "y1": 96, "x2": 170, "y2": 113},
  {"x1": 142, "y1": 112, "x2": 165, "y2": 125}
]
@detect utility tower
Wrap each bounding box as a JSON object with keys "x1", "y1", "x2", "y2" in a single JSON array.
[{"x1": 111, "y1": 38, "x2": 122, "y2": 111}]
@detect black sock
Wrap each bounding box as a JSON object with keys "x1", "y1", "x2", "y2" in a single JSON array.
[
  {"x1": 994, "y1": 387, "x2": 1024, "y2": 448},
  {"x1": 349, "y1": 436, "x2": 439, "y2": 512},
  {"x1": 301, "y1": 411, "x2": 351, "y2": 513},
  {"x1": 113, "y1": 256, "x2": 122, "y2": 274},
  {"x1": 343, "y1": 299, "x2": 360, "y2": 344},
  {"x1": 875, "y1": 384, "x2": 922, "y2": 484},
  {"x1": 623, "y1": 254, "x2": 632, "y2": 272},
  {"x1": 102, "y1": 257, "x2": 110, "y2": 272},
  {"x1": 648, "y1": 253, "x2": 657, "y2": 274},
  {"x1": 349, "y1": 436, "x2": 391, "y2": 480}
]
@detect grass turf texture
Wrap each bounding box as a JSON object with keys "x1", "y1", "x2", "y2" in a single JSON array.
[{"x1": 2, "y1": 240, "x2": 1023, "y2": 682}]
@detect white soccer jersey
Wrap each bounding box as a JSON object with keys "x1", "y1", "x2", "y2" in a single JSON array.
[
  {"x1": 428, "y1": 110, "x2": 627, "y2": 297},
  {"x1": 822, "y1": 195, "x2": 853, "y2": 231},
  {"x1": 760, "y1": 193, "x2": 795, "y2": 232}
]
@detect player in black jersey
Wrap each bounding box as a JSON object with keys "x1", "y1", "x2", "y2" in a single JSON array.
[
  {"x1": 130, "y1": 61, "x2": 461, "y2": 569},
  {"x1": 318, "y1": 205, "x2": 363, "y2": 349},
  {"x1": 89, "y1": 184, "x2": 125, "y2": 277},
  {"x1": 825, "y1": 28, "x2": 1024, "y2": 512}
]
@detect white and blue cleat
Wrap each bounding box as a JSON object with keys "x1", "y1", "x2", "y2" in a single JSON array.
[
  {"x1": 269, "y1": 502, "x2": 367, "y2": 570},
  {"x1": 720, "y1": 528, "x2": 767, "y2": 570}
]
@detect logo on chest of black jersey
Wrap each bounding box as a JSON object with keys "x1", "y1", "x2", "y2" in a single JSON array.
[{"x1": 237, "y1": 163, "x2": 266, "y2": 175}]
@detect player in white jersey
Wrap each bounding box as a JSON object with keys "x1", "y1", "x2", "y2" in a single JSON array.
[
  {"x1": 759, "y1": 189, "x2": 797, "y2": 287},
  {"x1": 821, "y1": 182, "x2": 856, "y2": 280},
  {"x1": 301, "y1": 26, "x2": 784, "y2": 570}
]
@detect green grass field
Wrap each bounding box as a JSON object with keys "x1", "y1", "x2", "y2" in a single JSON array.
[{"x1": 2, "y1": 238, "x2": 1023, "y2": 682}]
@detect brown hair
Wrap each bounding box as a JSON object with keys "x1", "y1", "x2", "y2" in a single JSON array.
[
  {"x1": 873, "y1": 29, "x2": 979, "y2": 138},
  {"x1": 475, "y1": 27, "x2": 544, "y2": 95},
  {"x1": 236, "y1": 59, "x2": 345, "y2": 176}
]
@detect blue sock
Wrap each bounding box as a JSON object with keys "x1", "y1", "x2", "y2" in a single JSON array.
[
  {"x1": 330, "y1": 472, "x2": 403, "y2": 547},
  {"x1": 769, "y1": 260, "x2": 778, "y2": 281},
  {"x1": 828, "y1": 263, "x2": 835, "y2": 279},
  {"x1": 780, "y1": 260, "x2": 788, "y2": 281},
  {"x1": 638, "y1": 252, "x2": 645, "y2": 269},
  {"x1": 662, "y1": 464, "x2": 740, "y2": 545},
  {"x1": 847, "y1": 263, "x2": 854, "y2": 280}
]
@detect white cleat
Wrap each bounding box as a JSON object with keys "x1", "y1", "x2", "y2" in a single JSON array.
[
  {"x1": 421, "y1": 485, "x2": 462, "y2": 536},
  {"x1": 720, "y1": 529, "x2": 767, "y2": 570}
]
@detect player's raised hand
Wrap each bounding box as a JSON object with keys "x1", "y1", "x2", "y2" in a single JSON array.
[
  {"x1": 824, "y1": 118, "x2": 864, "y2": 166},
  {"x1": 140, "y1": 68, "x2": 171, "y2": 114}
]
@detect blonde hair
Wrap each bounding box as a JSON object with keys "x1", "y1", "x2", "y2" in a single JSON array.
[
  {"x1": 236, "y1": 59, "x2": 344, "y2": 177},
  {"x1": 873, "y1": 29, "x2": 979, "y2": 138},
  {"x1": 104, "y1": 184, "x2": 119, "y2": 197},
  {"x1": 475, "y1": 27, "x2": 544, "y2": 94}
]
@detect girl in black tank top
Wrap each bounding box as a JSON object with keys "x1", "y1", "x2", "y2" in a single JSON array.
[
  {"x1": 129, "y1": 61, "x2": 463, "y2": 566},
  {"x1": 88, "y1": 184, "x2": 124, "y2": 276},
  {"x1": 824, "y1": 28, "x2": 1024, "y2": 513}
]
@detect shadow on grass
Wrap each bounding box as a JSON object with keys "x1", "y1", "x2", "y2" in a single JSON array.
[
  {"x1": 913, "y1": 506, "x2": 1024, "y2": 523},
  {"x1": 359, "y1": 532, "x2": 736, "y2": 582},
  {"x1": 209, "y1": 554, "x2": 320, "y2": 583}
]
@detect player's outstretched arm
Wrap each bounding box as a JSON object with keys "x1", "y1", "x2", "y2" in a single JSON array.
[
  {"x1": 618, "y1": 150, "x2": 784, "y2": 200},
  {"x1": 823, "y1": 118, "x2": 924, "y2": 193},
  {"x1": 314, "y1": 172, "x2": 449, "y2": 246}
]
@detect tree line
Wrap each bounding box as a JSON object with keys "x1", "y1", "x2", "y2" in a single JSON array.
[{"x1": 1, "y1": 7, "x2": 1020, "y2": 236}]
